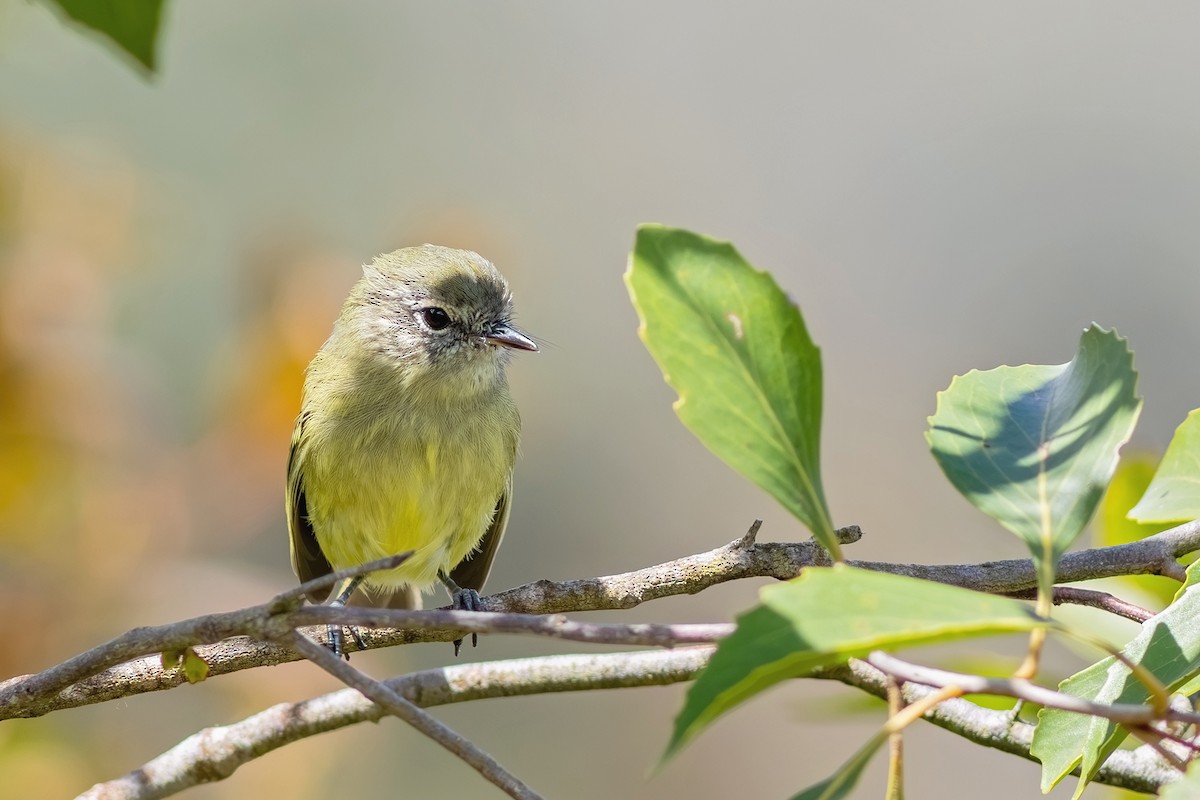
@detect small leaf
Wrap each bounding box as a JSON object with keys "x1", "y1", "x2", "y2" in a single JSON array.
[
  {"x1": 665, "y1": 565, "x2": 1046, "y2": 759},
  {"x1": 626, "y1": 225, "x2": 837, "y2": 556},
  {"x1": 1032, "y1": 565, "x2": 1200, "y2": 796},
  {"x1": 1130, "y1": 409, "x2": 1200, "y2": 523},
  {"x1": 160, "y1": 648, "x2": 184, "y2": 671},
  {"x1": 182, "y1": 647, "x2": 210, "y2": 684},
  {"x1": 1095, "y1": 453, "x2": 1179, "y2": 607},
  {"x1": 1098, "y1": 453, "x2": 1168, "y2": 545},
  {"x1": 927, "y1": 325, "x2": 1142, "y2": 597},
  {"x1": 162, "y1": 646, "x2": 209, "y2": 684},
  {"x1": 790, "y1": 731, "x2": 888, "y2": 800},
  {"x1": 43, "y1": 0, "x2": 165, "y2": 72}
]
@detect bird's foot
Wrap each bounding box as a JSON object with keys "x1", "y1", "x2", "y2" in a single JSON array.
[
  {"x1": 324, "y1": 575, "x2": 367, "y2": 660},
  {"x1": 326, "y1": 623, "x2": 366, "y2": 660},
  {"x1": 438, "y1": 571, "x2": 484, "y2": 655},
  {"x1": 450, "y1": 586, "x2": 483, "y2": 655}
]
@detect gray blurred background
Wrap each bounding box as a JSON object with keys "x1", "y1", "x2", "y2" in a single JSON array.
[{"x1": 2, "y1": 2, "x2": 1197, "y2": 798}]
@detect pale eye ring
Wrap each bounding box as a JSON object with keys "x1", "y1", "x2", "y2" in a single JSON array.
[{"x1": 418, "y1": 307, "x2": 452, "y2": 331}]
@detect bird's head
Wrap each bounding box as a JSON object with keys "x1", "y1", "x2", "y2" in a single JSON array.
[{"x1": 342, "y1": 245, "x2": 537, "y2": 398}]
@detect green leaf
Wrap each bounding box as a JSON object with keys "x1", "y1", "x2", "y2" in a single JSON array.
[
  {"x1": 162, "y1": 646, "x2": 209, "y2": 684},
  {"x1": 1032, "y1": 567, "x2": 1200, "y2": 796},
  {"x1": 1095, "y1": 453, "x2": 1179, "y2": 607},
  {"x1": 665, "y1": 565, "x2": 1046, "y2": 759},
  {"x1": 182, "y1": 647, "x2": 210, "y2": 683},
  {"x1": 1098, "y1": 453, "x2": 1168, "y2": 545},
  {"x1": 160, "y1": 647, "x2": 184, "y2": 671},
  {"x1": 43, "y1": 0, "x2": 165, "y2": 72},
  {"x1": 927, "y1": 325, "x2": 1142, "y2": 599},
  {"x1": 626, "y1": 225, "x2": 837, "y2": 556},
  {"x1": 1130, "y1": 409, "x2": 1200, "y2": 523},
  {"x1": 790, "y1": 731, "x2": 888, "y2": 800}
]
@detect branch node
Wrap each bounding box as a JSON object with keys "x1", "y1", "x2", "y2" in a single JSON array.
[
  {"x1": 1159, "y1": 559, "x2": 1188, "y2": 583},
  {"x1": 836, "y1": 524, "x2": 864, "y2": 545},
  {"x1": 736, "y1": 519, "x2": 764, "y2": 550}
]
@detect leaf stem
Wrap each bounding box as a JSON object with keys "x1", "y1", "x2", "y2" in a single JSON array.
[{"x1": 885, "y1": 678, "x2": 906, "y2": 800}]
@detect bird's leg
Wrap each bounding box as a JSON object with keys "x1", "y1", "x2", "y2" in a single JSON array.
[
  {"x1": 438, "y1": 570, "x2": 482, "y2": 655},
  {"x1": 325, "y1": 575, "x2": 366, "y2": 660}
]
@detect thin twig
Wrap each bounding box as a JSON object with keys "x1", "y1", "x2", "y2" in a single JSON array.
[
  {"x1": 293, "y1": 607, "x2": 734, "y2": 650},
  {"x1": 865, "y1": 652, "x2": 1200, "y2": 728},
  {"x1": 1138, "y1": 724, "x2": 1200, "y2": 757},
  {"x1": 1002, "y1": 586, "x2": 1155, "y2": 623},
  {"x1": 285, "y1": 631, "x2": 542, "y2": 800},
  {"x1": 1127, "y1": 726, "x2": 1190, "y2": 772}
]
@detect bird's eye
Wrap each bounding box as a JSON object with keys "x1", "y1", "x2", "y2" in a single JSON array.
[{"x1": 418, "y1": 307, "x2": 452, "y2": 331}]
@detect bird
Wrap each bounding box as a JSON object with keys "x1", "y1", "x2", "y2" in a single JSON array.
[{"x1": 286, "y1": 244, "x2": 537, "y2": 657}]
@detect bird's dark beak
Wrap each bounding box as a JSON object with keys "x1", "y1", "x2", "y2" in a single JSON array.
[{"x1": 486, "y1": 324, "x2": 539, "y2": 352}]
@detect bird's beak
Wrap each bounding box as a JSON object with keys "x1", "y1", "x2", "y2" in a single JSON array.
[{"x1": 486, "y1": 324, "x2": 539, "y2": 352}]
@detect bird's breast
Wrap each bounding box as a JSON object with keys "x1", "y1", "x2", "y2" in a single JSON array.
[{"x1": 299, "y1": 390, "x2": 519, "y2": 591}]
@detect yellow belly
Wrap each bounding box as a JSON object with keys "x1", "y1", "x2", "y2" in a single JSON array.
[{"x1": 303, "y1": 417, "x2": 512, "y2": 594}]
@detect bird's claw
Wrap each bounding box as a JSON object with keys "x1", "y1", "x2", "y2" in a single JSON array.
[{"x1": 451, "y1": 587, "x2": 483, "y2": 655}]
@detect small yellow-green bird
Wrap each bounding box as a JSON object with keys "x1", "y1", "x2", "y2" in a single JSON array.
[{"x1": 286, "y1": 245, "x2": 537, "y2": 657}]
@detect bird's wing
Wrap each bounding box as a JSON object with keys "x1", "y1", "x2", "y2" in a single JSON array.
[
  {"x1": 448, "y1": 474, "x2": 512, "y2": 593},
  {"x1": 287, "y1": 412, "x2": 334, "y2": 603}
]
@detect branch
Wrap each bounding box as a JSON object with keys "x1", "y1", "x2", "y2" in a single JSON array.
[
  {"x1": 0, "y1": 610, "x2": 730, "y2": 720},
  {"x1": 0, "y1": 523, "x2": 839, "y2": 719},
  {"x1": 850, "y1": 518, "x2": 1200, "y2": 591},
  {"x1": 78, "y1": 648, "x2": 714, "y2": 800},
  {"x1": 6, "y1": 518, "x2": 1200, "y2": 720},
  {"x1": 0, "y1": 553, "x2": 417, "y2": 719}
]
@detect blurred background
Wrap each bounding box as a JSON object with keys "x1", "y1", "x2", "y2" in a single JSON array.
[{"x1": 2, "y1": 2, "x2": 1199, "y2": 798}]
